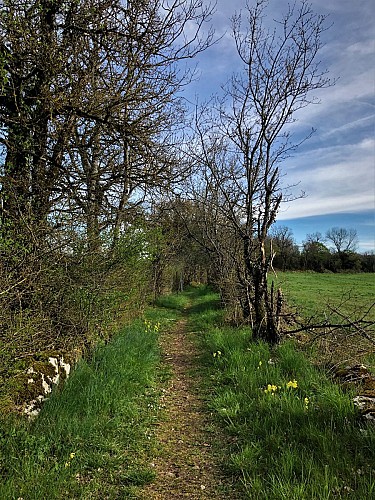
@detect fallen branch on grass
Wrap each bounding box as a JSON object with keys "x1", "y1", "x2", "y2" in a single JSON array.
[{"x1": 282, "y1": 302, "x2": 375, "y2": 346}]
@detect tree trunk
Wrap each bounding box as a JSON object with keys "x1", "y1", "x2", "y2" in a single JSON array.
[{"x1": 242, "y1": 237, "x2": 280, "y2": 344}]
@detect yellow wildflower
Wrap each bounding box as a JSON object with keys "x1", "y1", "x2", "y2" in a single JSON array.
[
  {"x1": 154, "y1": 322, "x2": 161, "y2": 332},
  {"x1": 264, "y1": 384, "x2": 278, "y2": 393},
  {"x1": 286, "y1": 379, "x2": 298, "y2": 389}
]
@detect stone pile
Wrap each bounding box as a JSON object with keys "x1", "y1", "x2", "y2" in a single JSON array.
[{"x1": 333, "y1": 364, "x2": 375, "y2": 422}]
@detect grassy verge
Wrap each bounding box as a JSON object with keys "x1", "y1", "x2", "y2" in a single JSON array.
[
  {"x1": 0, "y1": 305, "x2": 181, "y2": 500},
  {"x1": 2, "y1": 285, "x2": 374, "y2": 499},
  {"x1": 187, "y1": 286, "x2": 375, "y2": 499}
]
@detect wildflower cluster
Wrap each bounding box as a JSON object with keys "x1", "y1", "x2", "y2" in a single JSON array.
[
  {"x1": 213, "y1": 350, "x2": 222, "y2": 358},
  {"x1": 260, "y1": 373, "x2": 310, "y2": 411},
  {"x1": 264, "y1": 384, "x2": 281, "y2": 394},
  {"x1": 264, "y1": 379, "x2": 299, "y2": 394},
  {"x1": 286, "y1": 379, "x2": 298, "y2": 389},
  {"x1": 64, "y1": 452, "x2": 76, "y2": 468},
  {"x1": 144, "y1": 319, "x2": 161, "y2": 333}
]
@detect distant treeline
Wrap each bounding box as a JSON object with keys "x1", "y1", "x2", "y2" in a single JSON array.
[{"x1": 269, "y1": 226, "x2": 374, "y2": 273}]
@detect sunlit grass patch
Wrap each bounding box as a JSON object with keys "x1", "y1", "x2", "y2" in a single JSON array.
[
  {"x1": 154, "y1": 292, "x2": 190, "y2": 311},
  {"x1": 275, "y1": 272, "x2": 375, "y2": 321}
]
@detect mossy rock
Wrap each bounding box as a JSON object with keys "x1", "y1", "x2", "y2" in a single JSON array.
[
  {"x1": 32, "y1": 360, "x2": 57, "y2": 379},
  {"x1": 333, "y1": 364, "x2": 375, "y2": 423},
  {"x1": 8, "y1": 372, "x2": 44, "y2": 405},
  {"x1": 1, "y1": 348, "x2": 82, "y2": 416}
]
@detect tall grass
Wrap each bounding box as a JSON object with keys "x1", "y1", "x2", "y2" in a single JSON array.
[
  {"x1": 0, "y1": 313, "x2": 166, "y2": 499},
  {"x1": 187, "y1": 286, "x2": 375, "y2": 499}
]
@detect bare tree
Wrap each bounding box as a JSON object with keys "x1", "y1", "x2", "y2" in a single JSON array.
[
  {"x1": 306, "y1": 232, "x2": 326, "y2": 244},
  {"x1": 190, "y1": 0, "x2": 332, "y2": 343},
  {"x1": 0, "y1": 0, "x2": 214, "y2": 258},
  {"x1": 326, "y1": 227, "x2": 358, "y2": 254}
]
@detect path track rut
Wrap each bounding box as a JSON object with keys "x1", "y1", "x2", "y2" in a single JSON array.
[{"x1": 139, "y1": 315, "x2": 235, "y2": 499}]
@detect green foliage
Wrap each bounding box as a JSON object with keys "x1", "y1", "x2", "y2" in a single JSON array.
[
  {"x1": 0, "y1": 227, "x2": 155, "y2": 410},
  {"x1": 301, "y1": 241, "x2": 331, "y2": 272}
]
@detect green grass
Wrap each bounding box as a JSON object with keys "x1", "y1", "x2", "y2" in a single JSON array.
[
  {"x1": 0, "y1": 289, "x2": 196, "y2": 499},
  {"x1": 273, "y1": 272, "x2": 375, "y2": 368},
  {"x1": 154, "y1": 292, "x2": 191, "y2": 311},
  {"x1": 0, "y1": 312, "x2": 170, "y2": 499},
  {"x1": 1, "y1": 284, "x2": 374, "y2": 499},
  {"x1": 274, "y1": 272, "x2": 375, "y2": 321},
  {"x1": 186, "y1": 286, "x2": 375, "y2": 499}
]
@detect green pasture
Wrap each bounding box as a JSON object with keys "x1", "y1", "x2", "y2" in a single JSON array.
[{"x1": 274, "y1": 272, "x2": 374, "y2": 321}]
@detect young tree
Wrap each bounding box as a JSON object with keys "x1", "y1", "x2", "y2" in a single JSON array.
[{"x1": 191, "y1": 0, "x2": 332, "y2": 343}]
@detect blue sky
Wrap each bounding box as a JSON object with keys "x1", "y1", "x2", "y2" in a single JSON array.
[{"x1": 182, "y1": 0, "x2": 375, "y2": 252}]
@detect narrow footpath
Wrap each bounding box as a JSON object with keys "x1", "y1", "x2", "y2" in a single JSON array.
[{"x1": 139, "y1": 314, "x2": 235, "y2": 499}]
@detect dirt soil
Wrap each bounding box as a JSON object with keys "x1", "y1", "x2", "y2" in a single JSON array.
[{"x1": 139, "y1": 316, "x2": 237, "y2": 499}]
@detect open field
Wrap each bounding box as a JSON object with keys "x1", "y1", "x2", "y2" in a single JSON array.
[
  {"x1": 274, "y1": 272, "x2": 374, "y2": 320},
  {"x1": 273, "y1": 272, "x2": 375, "y2": 369}
]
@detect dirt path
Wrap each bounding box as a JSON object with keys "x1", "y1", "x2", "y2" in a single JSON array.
[{"x1": 139, "y1": 315, "x2": 235, "y2": 499}]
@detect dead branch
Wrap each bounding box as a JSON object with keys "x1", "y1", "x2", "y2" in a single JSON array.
[{"x1": 283, "y1": 301, "x2": 375, "y2": 346}]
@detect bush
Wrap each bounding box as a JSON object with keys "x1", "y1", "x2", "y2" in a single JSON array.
[{"x1": 0, "y1": 229, "x2": 155, "y2": 412}]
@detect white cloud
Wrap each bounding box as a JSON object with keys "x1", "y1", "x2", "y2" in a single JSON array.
[
  {"x1": 189, "y1": 0, "x2": 375, "y2": 226},
  {"x1": 346, "y1": 41, "x2": 375, "y2": 57},
  {"x1": 321, "y1": 115, "x2": 375, "y2": 139},
  {"x1": 279, "y1": 194, "x2": 374, "y2": 220},
  {"x1": 279, "y1": 138, "x2": 375, "y2": 219}
]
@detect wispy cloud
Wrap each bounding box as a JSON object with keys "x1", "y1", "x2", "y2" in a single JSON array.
[
  {"x1": 321, "y1": 115, "x2": 375, "y2": 139},
  {"x1": 187, "y1": 0, "x2": 375, "y2": 248},
  {"x1": 280, "y1": 137, "x2": 375, "y2": 218}
]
